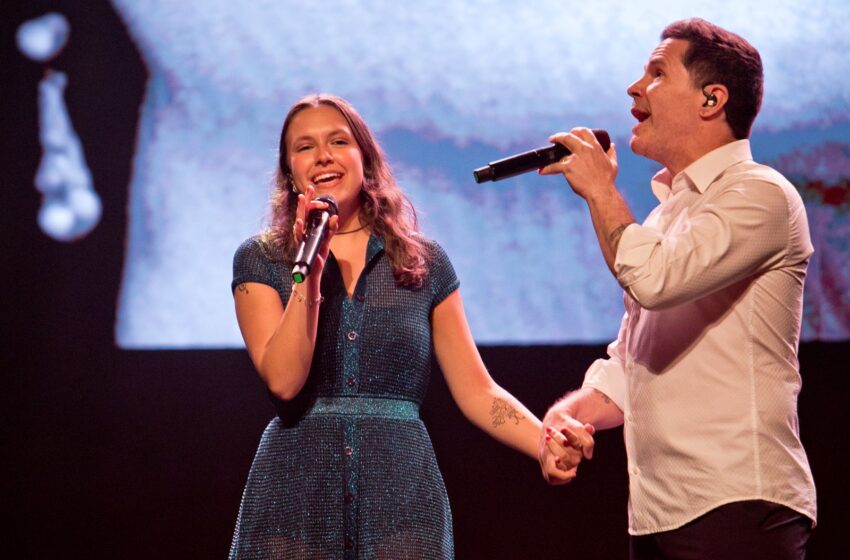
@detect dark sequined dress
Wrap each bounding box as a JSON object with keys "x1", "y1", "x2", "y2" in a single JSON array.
[{"x1": 229, "y1": 234, "x2": 459, "y2": 559}]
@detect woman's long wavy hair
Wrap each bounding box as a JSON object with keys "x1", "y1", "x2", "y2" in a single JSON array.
[{"x1": 264, "y1": 94, "x2": 428, "y2": 287}]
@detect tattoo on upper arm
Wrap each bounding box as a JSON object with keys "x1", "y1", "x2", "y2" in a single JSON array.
[
  {"x1": 593, "y1": 388, "x2": 612, "y2": 405},
  {"x1": 490, "y1": 398, "x2": 524, "y2": 427},
  {"x1": 608, "y1": 224, "x2": 629, "y2": 247},
  {"x1": 236, "y1": 283, "x2": 249, "y2": 295}
]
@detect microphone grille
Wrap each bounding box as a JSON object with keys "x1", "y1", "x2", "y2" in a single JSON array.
[
  {"x1": 314, "y1": 194, "x2": 339, "y2": 216},
  {"x1": 593, "y1": 129, "x2": 611, "y2": 152}
]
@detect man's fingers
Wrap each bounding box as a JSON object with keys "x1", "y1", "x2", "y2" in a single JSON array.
[
  {"x1": 571, "y1": 126, "x2": 599, "y2": 146},
  {"x1": 549, "y1": 131, "x2": 584, "y2": 153},
  {"x1": 539, "y1": 162, "x2": 564, "y2": 176}
]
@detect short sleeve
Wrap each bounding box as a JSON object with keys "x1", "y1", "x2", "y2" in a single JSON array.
[
  {"x1": 427, "y1": 240, "x2": 460, "y2": 309},
  {"x1": 231, "y1": 236, "x2": 280, "y2": 293}
]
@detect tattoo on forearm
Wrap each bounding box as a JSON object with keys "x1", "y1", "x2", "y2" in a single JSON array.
[
  {"x1": 593, "y1": 388, "x2": 612, "y2": 405},
  {"x1": 608, "y1": 224, "x2": 629, "y2": 247},
  {"x1": 236, "y1": 283, "x2": 249, "y2": 295},
  {"x1": 490, "y1": 398, "x2": 525, "y2": 427}
]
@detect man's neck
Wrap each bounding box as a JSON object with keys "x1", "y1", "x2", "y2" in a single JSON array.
[{"x1": 664, "y1": 129, "x2": 737, "y2": 176}]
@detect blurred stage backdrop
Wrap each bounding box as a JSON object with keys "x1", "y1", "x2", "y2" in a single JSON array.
[
  {"x1": 4, "y1": 1, "x2": 848, "y2": 559},
  {"x1": 15, "y1": 0, "x2": 850, "y2": 347}
]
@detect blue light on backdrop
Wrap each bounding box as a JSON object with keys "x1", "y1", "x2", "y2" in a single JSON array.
[{"x1": 23, "y1": 1, "x2": 850, "y2": 347}]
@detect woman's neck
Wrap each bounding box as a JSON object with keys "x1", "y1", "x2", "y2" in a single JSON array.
[{"x1": 335, "y1": 203, "x2": 366, "y2": 235}]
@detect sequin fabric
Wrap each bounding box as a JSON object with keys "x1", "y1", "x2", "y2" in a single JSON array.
[{"x1": 229, "y1": 234, "x2": 459, "y2": 559}]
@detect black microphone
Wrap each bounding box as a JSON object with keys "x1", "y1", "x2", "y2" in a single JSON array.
[
  {"x1": 292, "y1": 194, "x2": 339, "y2": 284},
  {"x1": 473, "y1": 129, "x2": 611, "y2": 183}
]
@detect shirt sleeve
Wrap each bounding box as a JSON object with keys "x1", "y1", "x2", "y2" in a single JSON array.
[
  {"x1": 582, "y1": 304, "x2": 628, "y2": 411},
  {"x1": 231, "y1": 236, "x2": 280, "y2": 293},
  {"x1": 614, "y1": 179, "x2": 791, "y2": 310},
  {"x1": 428, "y1": 240, "x2": 460, "y2": 309}
]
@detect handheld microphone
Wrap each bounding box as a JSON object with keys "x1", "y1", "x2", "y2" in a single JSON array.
[
  {"x1": 292, "y1": 194, "x2": 339, "y2": 283},
  {"x1": 473, "y1": 129, "x2": 611, "y2": 183}
]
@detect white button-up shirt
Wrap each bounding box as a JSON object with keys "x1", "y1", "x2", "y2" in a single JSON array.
[{"x1": 583, "y1": 140, "x2": 817, "y2": 535}]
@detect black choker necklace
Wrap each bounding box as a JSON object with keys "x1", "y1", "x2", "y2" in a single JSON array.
[{"x1": 335, "y1": 223, "x2": 368, "y2": 235}]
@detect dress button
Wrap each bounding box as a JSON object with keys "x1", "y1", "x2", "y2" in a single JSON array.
[
  {"x1": 347, "y1": 376, "x2": 356, "y2": 387},
  {"x1": 347, "y1": 330, "x2": 358, "y2": 341},
  {"x1": 344, "y1": 446, "x2": 353, "y2": 456},
  {"x1": 355, "y1": 293, "x2": 365, "y2": 302},
  {"x1": 344, "y1": 493, "x2": 354, "y2": 503}
]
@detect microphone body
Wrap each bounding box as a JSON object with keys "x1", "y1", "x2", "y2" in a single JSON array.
[
  {"x1": 473, "y1": 129, "x2": 611, "y2": 183},
  {"x1": 292, "y1": 194, "x2": 339, "y2": 283}
]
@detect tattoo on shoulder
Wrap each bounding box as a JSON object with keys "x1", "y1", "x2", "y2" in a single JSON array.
[
  {"x1": 236, "y1": 283, "x2": 249, "y2": 295},
  {"x1": 608, "y1": 224, "x2": 629, "y2": 246},
  {"x1": 490, "y1": 398, "x2": 524, "y2": 427},
  {"x1": 593, "y1": 389, "x2": 612, "y2": 404}
]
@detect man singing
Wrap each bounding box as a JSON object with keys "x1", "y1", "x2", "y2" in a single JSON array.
[{"x1": 538, "y1": 18, "x2": 817, "y2": 560}]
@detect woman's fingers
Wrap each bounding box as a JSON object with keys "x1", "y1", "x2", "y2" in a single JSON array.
[
  {"x1": 560, "y1": 424, "x2": 595, "y2": 460},
  {"x1": 545, "y1": 428, "x2": 583, "y2": 472},
  {"x1": 541, "y1": 454, "x2": 577, "y2": 485}
]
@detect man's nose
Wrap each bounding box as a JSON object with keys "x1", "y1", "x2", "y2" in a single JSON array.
[{"x1": 627, "y1": 77, "x2": 644, "y2": 99}]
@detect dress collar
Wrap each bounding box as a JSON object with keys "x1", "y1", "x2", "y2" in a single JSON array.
[
  {"x1": 322, "y1": 233, "x2": 385, "y2": 296},
  {"x1": 365, "y1": 233, "x2": 385, "y2": 265}
]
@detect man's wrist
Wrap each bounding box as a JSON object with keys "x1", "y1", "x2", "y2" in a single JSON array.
[
  {"x1": 584, "y1": 182, "x2": 619, "y2": 206},
  {"x1": 546, "y1": 394, "x2": 580, "y2": 423}
]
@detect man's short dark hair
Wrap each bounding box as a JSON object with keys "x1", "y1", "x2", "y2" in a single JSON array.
[{"x1": 662, "y1": 18, "x2": 763, "y2": 139}]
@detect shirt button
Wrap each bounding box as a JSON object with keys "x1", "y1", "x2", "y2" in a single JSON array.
[
  {"x1": 347, "y1": 331, "x2": 358, "y2": 341},
  {"x1": 347, "y1": 376, "x2": 356, "y2": 387},
  {"x1": 344, "y1": 493, "x2": 355, "y2": 503},
  {"x1": 355, "y1": 293, "x2": 365, "y2": 302},
  {"x1": 345, "y1": 538, "x2": 355, "y2": 550},
  {"x1": 344, "y1": 446, "x2": 353, "y2": 456}
]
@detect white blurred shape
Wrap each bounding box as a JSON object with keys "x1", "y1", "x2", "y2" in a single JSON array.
[
  {"x1": 34, "y1": 70, "x2": 101, "y2": 241},
  {"x1": 38, "y1": 199, "x2": 75, "y2": 240},
  {"x1": 68, "y1": 188, "x2": 103, "y2": 224},
  {"x1": 16, "y1": 12, "x2": 70, "y2": 62}
]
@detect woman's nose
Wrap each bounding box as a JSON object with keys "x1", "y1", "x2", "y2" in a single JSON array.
[{"x1": 315, "y1": 143, "x2": 334, "y2": 163}]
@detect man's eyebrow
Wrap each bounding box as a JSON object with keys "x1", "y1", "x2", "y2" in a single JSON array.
[{"x1": 644, "y1": 56, "x2": 669, "y2": 74}]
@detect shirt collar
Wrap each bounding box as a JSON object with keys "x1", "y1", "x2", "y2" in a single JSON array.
[{"x1": 649, "y1": 139, "x2": 753, "y2": 202}]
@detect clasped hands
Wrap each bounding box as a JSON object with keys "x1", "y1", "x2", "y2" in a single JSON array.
[{"x1": 538, "y1": 410, "x2": 596, "y2": 485}]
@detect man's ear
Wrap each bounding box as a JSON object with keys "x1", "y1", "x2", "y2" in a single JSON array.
[{"x1": 700, "y1": 84, "x2": 728, "y2": 115}]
